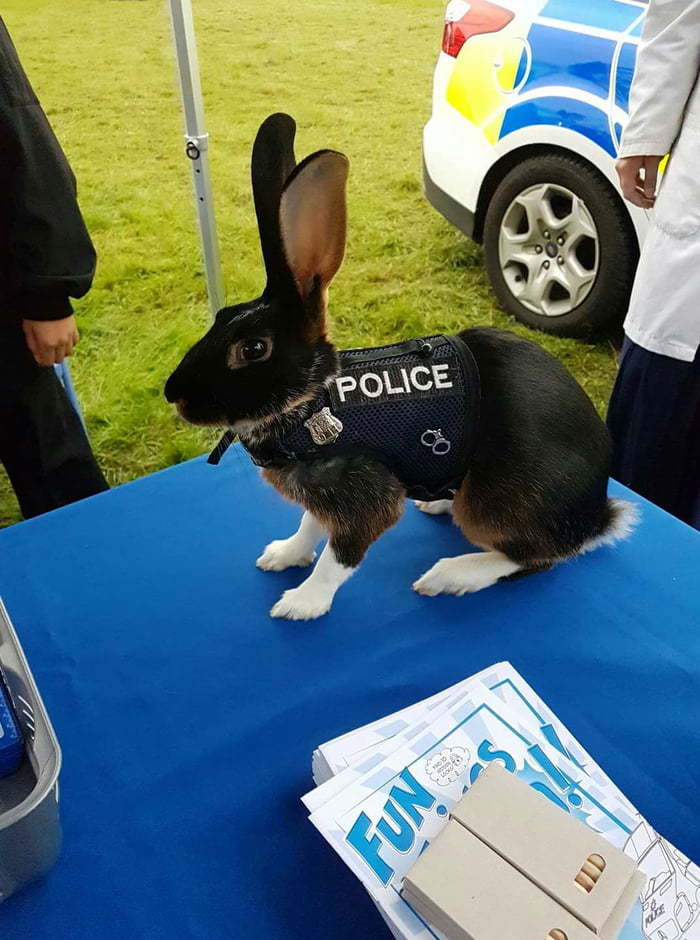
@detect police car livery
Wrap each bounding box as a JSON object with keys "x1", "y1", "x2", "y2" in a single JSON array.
[{"x1": 424, "y1": 0, "x2": 651, "y2": 337}]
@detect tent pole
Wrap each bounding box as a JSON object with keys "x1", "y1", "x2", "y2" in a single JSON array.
[{"x1": 168, "y1": 0, "x2": 225, "y2": 317}]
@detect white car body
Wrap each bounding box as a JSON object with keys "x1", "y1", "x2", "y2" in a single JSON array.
[{"x1": 423, "y1": 0, "x2": 650, "y2": 251}]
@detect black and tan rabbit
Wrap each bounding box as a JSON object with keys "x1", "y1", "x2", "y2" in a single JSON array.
[{"x1": 165, "y1": 113, "x2": 637, "y2": 620}]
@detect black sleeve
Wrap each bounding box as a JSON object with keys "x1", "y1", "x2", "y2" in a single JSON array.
[{"x1": 0, "y1": 17, "x2": 96, "y2": 321}]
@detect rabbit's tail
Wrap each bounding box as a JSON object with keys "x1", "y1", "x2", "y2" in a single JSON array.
[{"x1": 580, "y1": 498, "x2": 641, "y2": 554}]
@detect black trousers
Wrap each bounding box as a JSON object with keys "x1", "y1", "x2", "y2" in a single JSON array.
[
  {"x1": 0, "y1": 322, "x2": 108, "y2": 519},
  {"x1": 607, "y1": 338, "x2": 700, "y2": 529}
]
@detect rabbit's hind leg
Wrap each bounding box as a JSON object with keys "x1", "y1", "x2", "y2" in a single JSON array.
[
  {"x1": 413, "y1": 551, "x2": 525, "y2": 596},
  {"x1": 413, "y1": 478, "x2": 556, "y2": 596}
]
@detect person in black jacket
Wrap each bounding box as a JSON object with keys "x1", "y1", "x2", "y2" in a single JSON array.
[{"x1": 0, "y1": 17, "x2": 108, "y2": 519}]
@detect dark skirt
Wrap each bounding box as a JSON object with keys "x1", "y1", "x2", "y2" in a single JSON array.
[{"x1": 607, "y1": 337, "x2": 700, "y2": 528}]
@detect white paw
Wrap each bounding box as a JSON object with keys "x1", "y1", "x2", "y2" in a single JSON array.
[
  {"x1": 413, "y1": 554, "x2": 507, "y2": 596},
  {"x1": 414, "y1": 499, "x2": 453, "y2": 516},
  {"x1": 256, "y1": 539, "x2": 317, "y2": 572},
  {"x1": 270, "y1": 584, "x2": 332, "y2": 621}
]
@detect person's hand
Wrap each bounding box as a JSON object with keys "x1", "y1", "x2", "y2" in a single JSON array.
[
  {"x1": 615, "y1": 154, "x2": 664, "y2": 209},
  {"x1": 22, "y1": 315, "x2": 80, "y2": 366}
]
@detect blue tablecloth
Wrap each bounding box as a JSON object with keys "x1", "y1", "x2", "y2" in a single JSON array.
[{"x1": 0, "y1": 449, "x2": 698, "y2": 939}]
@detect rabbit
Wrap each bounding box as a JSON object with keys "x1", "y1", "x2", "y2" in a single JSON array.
[{"x1": 165, "y1": 113, "x2": 638, "y2": 621}]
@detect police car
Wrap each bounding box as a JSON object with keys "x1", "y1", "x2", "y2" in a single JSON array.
[{"x1": 423, "y1": 0, "x2": 650, "y2": 336}]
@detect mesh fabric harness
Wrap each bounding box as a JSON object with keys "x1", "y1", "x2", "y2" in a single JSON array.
[{"x1": 208, "y1": 334, "x2": 480, "y2": 502}]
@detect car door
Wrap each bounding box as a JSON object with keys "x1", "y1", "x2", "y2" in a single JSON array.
[{"x1": 608, "y1": 1, "x2": 647, "y2": 153}]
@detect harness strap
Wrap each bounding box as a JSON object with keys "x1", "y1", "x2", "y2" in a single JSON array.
[{"x1": 207, "y1": 430, "x2": 236, "y2": 465}]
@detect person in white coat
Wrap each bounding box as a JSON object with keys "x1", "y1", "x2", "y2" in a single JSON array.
[{"x1": 608, "y1": 0, "x2": 700, "y2": 528}]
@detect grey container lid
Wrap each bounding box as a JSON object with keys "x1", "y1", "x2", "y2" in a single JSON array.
[{"x1": 0, "y1": 598, "x2": 62, "y2": 900}]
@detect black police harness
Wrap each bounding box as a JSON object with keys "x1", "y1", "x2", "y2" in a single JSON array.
[{"x1": 208, "y1": 334, "x2": 480, "y2": 502}]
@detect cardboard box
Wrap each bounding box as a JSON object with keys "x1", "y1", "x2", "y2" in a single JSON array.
[
  {"x1": 403, "y1": 820, "x2": 599, "y2": 940},
  {"x1": 451, "y1": 763, "x2": 645, "y2": 937},
  {"x1": 402, "y1": 764, "x2": 645, "y2": 940}
]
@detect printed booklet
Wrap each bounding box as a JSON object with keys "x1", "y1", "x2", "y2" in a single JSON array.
[{"x1": 303, "y1": 663, "x2": 700, "y2": 940}]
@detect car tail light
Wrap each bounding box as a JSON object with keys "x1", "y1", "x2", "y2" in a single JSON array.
[{"x1": 442, "y1": 0, "x2": 515, "y2": 58}]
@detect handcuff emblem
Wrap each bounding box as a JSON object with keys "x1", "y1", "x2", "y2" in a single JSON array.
[{"x1": 421, "y1": 429, "x2": 451, "y2": 456}]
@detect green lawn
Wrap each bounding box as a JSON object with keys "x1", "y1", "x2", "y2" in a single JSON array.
[{"x1": 0, "y1": 0, "x2": 618, "y2": 526}]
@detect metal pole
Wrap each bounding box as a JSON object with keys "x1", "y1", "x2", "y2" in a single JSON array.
[{"x1": 168, "y1": 0, "x2": 225, "y2": 316}]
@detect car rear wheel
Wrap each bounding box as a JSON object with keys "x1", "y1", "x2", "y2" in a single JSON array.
[{"x1": 483, "y1": 153, "x2": 638, "y2": 337}]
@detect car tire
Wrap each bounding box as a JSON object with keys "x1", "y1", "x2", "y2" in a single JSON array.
[{"x1": 483, "y1": 152, "x2": 638, "y2": 337}]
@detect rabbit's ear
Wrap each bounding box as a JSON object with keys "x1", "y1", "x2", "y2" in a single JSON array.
[
  {"x1": 251, "y1": 113, "x2": 298, "y2": 289},
  {"x1": 279, "y1": 149, "x2": 349, "y2": 312}
]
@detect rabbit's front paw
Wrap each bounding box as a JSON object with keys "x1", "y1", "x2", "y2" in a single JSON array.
[
  {"x1": 270, "y1": 584, "x2": 332, "y2": 621},
  {"x1": 256, "y1": 539, "x2": 317, "y2": 572}
]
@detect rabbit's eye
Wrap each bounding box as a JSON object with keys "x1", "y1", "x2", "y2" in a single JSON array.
[
  {"x1": 234, "y1": 338, "x2": 272, "y2": 365},
  {"x1": 242, "y1": 339, "x2": 268, "y2": 360}
]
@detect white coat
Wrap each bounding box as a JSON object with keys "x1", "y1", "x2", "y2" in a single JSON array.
[{"x1": 619, "y1": 0, "x2": 700, "y2": 362}]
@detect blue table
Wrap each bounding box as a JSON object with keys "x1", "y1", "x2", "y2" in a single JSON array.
[{"x1": 0, "y1": 450, "x2": 698, "y2": 939}]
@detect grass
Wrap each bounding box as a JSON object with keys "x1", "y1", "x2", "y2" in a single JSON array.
[{"x1": 0, "y1": 0, "x2": 618, "y2": 526}]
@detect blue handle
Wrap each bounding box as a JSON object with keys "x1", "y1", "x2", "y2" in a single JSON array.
[
  {"x1": 0, "y1": 678, "x2": 24, "y2": 777},
  {"x1": 54, "y1": 361, "x2": 87, "y2": 432}
]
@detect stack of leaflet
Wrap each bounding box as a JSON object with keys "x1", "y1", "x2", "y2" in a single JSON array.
[{"x1": 302, "y1": 663, "x2": 700, "y2": 940}]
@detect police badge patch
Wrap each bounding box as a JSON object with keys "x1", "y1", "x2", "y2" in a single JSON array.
[{"x1": 304, "y1": 407, "x2": 344, "y2": 446}]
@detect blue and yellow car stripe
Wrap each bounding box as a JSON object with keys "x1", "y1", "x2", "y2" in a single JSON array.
[
  {"x1": 446, "y1": 29, "x2": 527, "y2": 144},
  {"x1": 540, "y1": 0, "x2": 644, "y2": 35},
  {"x1": 445, "y1": 0, "x2": 646, "y2": 154}
]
